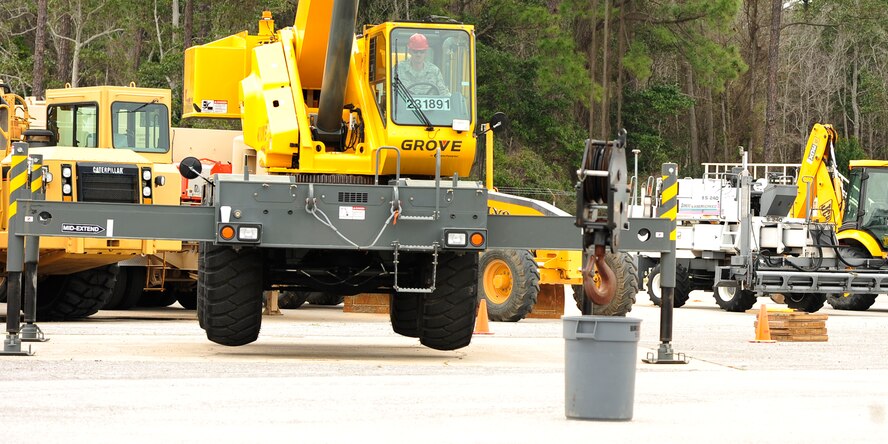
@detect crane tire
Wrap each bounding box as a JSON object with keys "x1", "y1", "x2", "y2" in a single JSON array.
[
  {"x1": 202, "y1": 244, "x2": 263, "y2": 346},
  {"x1": 419, "y1": 252, "x2": 479, "y2": 351},
  {"x1": 390, "y1": 293, "x2": 421, "y2": 338}
]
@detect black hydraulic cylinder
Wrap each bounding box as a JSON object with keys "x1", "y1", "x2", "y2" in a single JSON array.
[
  {"x1": 5, "y1": 272, "x2": 22, "y2": 334},
  {"x1": 23, "y1": 261, "x2": 38, "y2": 324},
  {"x1": 316, "y1": 0, "x2": 358, "y2": 142},
  {"x1": 658, "y1": 287, "x2": 674, "y2": 344}
]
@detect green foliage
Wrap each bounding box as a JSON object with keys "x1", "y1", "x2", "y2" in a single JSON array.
[
  {"x1": 835, "y1": 138, "x2": 867, "y2": 176},
  {"x1": 622, "y1": 41, "x2": 653, "y2": 82},
  {"x1": 622, "y1": 84, "x2": 695, "y2": 176}
]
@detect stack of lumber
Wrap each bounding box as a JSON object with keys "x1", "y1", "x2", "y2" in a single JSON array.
[{"x1": 753, "y1": 310, "x2": 828, "y2": 342}]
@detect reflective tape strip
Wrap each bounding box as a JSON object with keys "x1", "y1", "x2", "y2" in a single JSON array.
[
  {"x1": 659, "y1": 168, "x2": 678, "y2": 240},
  {"x1": 10, "y1": 170, "x2": 28, "y2": 192},
  {"x1": 661, "y1": 181, "x2": 678, "y2": 204},
  {"x1": 9, "y1": 154, "x2": 27, "y2": 221}
]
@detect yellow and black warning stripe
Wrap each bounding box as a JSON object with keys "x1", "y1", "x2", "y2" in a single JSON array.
[
  {"x1": 30, "y1": 155, "x2": 43, "y2": 194},
  {"x1": 657, "y1": 172, "x2": 677, "y2": 241},
  {"x1": 8, "y1": 151, "x2": 28, "y2": 222}
]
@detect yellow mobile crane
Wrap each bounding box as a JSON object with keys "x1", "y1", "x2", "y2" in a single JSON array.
[
  {"x1": 174, "y1": 1, "x2": 619, "y2": 348},
  {"x1": 0, "y1": 83, "x2": 182, "y2": 320},
  {"x1": 9, "y1": 1, "x2": 622, "y2": 351}
]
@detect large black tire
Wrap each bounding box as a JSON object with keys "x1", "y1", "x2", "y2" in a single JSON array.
[
  {"x1": 202, "y1": 244, "x2": 264, "y2": 346},
  {"x1": 197, "y1": 243, "x2": 208, "y2": 330},
  {"x1": 478, "y1": 249, "x2": 539, "y2": 322},
  {"x1": 0, "y1": 275, "x2": 8, "y2": 303},
  {"x1": 307, "y1": 293, "x2": 346, "y2": 306},
  {"x1": 418, "y1": 252, "x2": 479, "y2": 351},
  {"x1": 827, "y1": 247, "x2": 879, "y2": 311},
  {"x1": 647, "y1": 264, "x2": 691, "y2": 307},
  {"x1": 390, "y1": 293, "x2": 421, "y2": 338},
  {"x1": 36, "y1": 265, "x2": 119, "y2": 321},
  {"x1": 713, "y1": 286, "x2": 758, "y2": 312},
  {"x1": 785, "y1": 293, "x2": 827, "y2": 313},
  {"x1": 102, "y1": 267, "x2": 129, "y2": 309},
  {"x1": 279, "y1": 291, "x2": 311, "y2": 309},
  {"x1": 828, "y1": 293, "x2": 878, "y2": 311},
  {"x1": 114, "y1": 267, "x2": 147, "y2": 310},
  {"x1": 172, "y1": 284, "x2": 198, "y2": 310},
  {"x1": 571, "y1": 252, "x2": 638, "y2": 316}
]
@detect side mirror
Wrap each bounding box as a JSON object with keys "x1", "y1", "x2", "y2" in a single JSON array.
[
  {"x1": 489, "y1": 112, "x2": 509, "y2": 135},
  {"x1": 179, "y1": 156, "x2": 203, "y2": 180}
]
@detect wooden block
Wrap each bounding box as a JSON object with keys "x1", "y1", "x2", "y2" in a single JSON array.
[
  {"x1": 527, "y1": 284, "x2": 565, "y2": 319},
  {"x1": 767, "y1": 312, "x2": 829, "y2": 321},
  {"x1": 344, "y1": 293, "x2": 390, "y2": 314},
  {"x1": 757, "y1": 325, "x2": 828, "y2": 335},
  {"x1": 762, "y1": 320, "x2": 826, "y2": 329},
  {"x1": 769, "y1": 334, "x2": 829, "y2": 342}
]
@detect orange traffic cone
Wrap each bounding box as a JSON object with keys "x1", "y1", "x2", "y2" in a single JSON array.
[
  {"x1": 751, "y1": 303, "x2": 776, "y2": 343},
  {"x1": 474, "y1": 299, "x2": 493, "y2": 335}
]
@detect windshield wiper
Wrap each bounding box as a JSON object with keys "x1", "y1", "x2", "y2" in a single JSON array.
[
  {"x1": 128, "y1": 98, "x2": 159, "y2": 113},
  {"x1": 393, "y1": 77, "x2": 434, "y2": 131}
]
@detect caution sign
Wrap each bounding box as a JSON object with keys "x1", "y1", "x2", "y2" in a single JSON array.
[
  {"x1": 200, "y1": 99, "x2": 228, "y2": 114},
  {"x1": 61, "y1": 223, "x2": 105, "y2": 234}
]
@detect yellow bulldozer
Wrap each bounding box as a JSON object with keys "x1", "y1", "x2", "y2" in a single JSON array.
[{"x1": 0, "y1": 83, "x2": 183, "y2": 319}]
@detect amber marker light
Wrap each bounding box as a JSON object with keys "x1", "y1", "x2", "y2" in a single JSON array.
[
  {"x1": 220, "y1": 225, "x2": 236, "y2": 240},
  {"x1": 470, "y1": 232, "x2": 485, "y2": 247}
]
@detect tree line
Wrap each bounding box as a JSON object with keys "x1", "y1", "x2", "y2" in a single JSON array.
[{"x1": 2, "y1": 1, "x2": 886, "y2": 202}]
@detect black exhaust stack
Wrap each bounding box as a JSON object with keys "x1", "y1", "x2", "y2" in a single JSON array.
[{"x1": 314, "y1": 0, "x2": 359, "y2": 146}]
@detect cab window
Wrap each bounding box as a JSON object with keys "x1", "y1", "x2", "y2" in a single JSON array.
[
  {"x1": 48, "y1": 103, "x2": 98, "y2": 147},
  {"x1": 111, "y1": 101, "x2": 170, "y2": 153},
  {"x1": 369, "y1": 35, "x2": 387, "y2": 124},
  {"x1": 390, "y1": 28, "x2": 473, "y2": 127}
]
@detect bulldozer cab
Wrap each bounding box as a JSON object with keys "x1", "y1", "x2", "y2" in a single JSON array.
[
  {"x1": 839, "y1": 161, "x2": 888, "y2": 257},
  {"x1": 44, "y1": 85, "x2": 172, "y2": 164}
]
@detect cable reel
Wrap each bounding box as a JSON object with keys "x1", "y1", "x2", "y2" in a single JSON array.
[{"x1": 575, "y1": 130, "x2": 629, "y2": 307}]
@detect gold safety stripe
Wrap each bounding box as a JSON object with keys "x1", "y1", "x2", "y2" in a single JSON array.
[
  {"x1": 10, "y1": 170, "x2": 28, "y2": 192},
  {"x1": 661, "y1": 181, "x2": 677, "y2": 204},
  {"x1": 660, "y1": 172, "x2": 678, "y2": 241},
  {"x1": 31, "y1": 163, "x2": 43, "y2": 192},
  {"x1": 8, "y1": 201, "x2": 17, "y2": 220}
]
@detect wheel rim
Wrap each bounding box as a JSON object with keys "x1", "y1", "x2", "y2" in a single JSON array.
[
  {"x1": 717, "y1": 287, "x2": 735, "y2": 302},
  {"x1": 650, "y1": 273, "x2": 661, "y2": 298},
  {"x1": 787, "y1": 294, "x2": 804, "y2": 303},
  {"x1": 483, "y1": 259, "x2": 513, "y2": 304}
]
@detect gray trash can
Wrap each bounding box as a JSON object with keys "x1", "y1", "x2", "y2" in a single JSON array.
[{"x1": 563, "y1": 315, "x2": 641, "y2": 420}]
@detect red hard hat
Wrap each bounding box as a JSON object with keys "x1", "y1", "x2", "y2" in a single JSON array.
[{"x1": 408, "y1": 33, "x2": 429, "y2": 51}]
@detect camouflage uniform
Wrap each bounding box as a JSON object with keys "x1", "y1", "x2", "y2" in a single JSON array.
[{"x1": 395, "y1": 60, "x2": 450, "y2": 96}]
